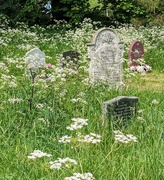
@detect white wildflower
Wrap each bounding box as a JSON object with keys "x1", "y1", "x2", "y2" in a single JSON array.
[
  {"x1": 58, "y1": 135, "x2": 72, "y2": 143},
  {"x1": 152, "y1": 99, "x2": 159, "y2": 104},
  {"x1": 8, "y1": 81, "x2": 17, "y2": 88},
  {"x1": 78, "y1": 133, "x2": 101, "y2": 144},
  {"x1": 28, "y1": 150, "x2": 52, "y2": 159},
  {"x1": 64, "y1": 172, "x2": 95, "y2": 180},
  {"x1": 38, "y1": 118, "x2": 46, "y2": 122},
  {"x1": 16, "y1": 64, "x2": 24, "y2": 69},
  {"x1": 70, "y1": 98, "x2": 78, "y2": 103},
  {"x1": 66, "y1": 118, "x2": 88, "y2": 131},
  {"x1": 0, "y1": 62, "x2": 9, "y2": 73},
  {"x1": 36, "y1": 103, "x2": 45, "y2": 109},
  {"x1": 114, "y1": 130, "x2": 138, "y2": 143},
  {"x1": 70, "y1": 98, "x2": 87, "y2": 104},
  {"x1": 137, "y1": 116, "x2": 144, "y2": 121},
  {"x1": 50, "y1": 157, "x2": 78, "y2": 170},
  {"x1": 137, "y1": 109, "x2": 144, "y2": 113},
  {"x1": 8, "y1": 98, "x2": 23, "y2": 104},
  {"x1": 126, "y1": 134, "x2": 138, "y2": 142}
]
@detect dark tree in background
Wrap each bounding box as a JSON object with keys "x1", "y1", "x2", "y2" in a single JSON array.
[
  {"x1": 0, "y1": 0, "x2": 45, "y2": 25},
  {"x1": 0, "y1": 0, "x2": 163, "y2": 26},
  {"x1": 51, "y1": 0, "x2": 90, "y2": 24},
  {"x1": 0, "y1": 0, "x2": 20, "y2": 18},
  {"x1": 0, "y1": 0, "x2": 90, "y2": 26}
]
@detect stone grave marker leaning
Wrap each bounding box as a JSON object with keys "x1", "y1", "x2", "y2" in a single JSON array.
[
  {"x1": 25, "y1": 48, "x2": 46, "y2": 76},
  {"x1": 103, "y1": 96, "x2": 139, "y2": 122},
  {"x1": 87, "y1": 28, "x2": 124, "y2": 86},
  {"x1": 128, "y1": 40, "x2": 144, "y2": 66}
]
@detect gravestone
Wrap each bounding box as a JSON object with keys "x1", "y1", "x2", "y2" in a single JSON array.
[
  {"x1": 103, "y1": 96, "x2": 138, "y2": 121},
  {"x1": 61, "y1": 50, "x2": 80, "y2": 70},
  {"x1": 128, "y1": 40, "x2": 144, "y2": 66},
  {"x1": 87, "y1": 28, "x2": 124, "y2": 86},
  {"x1": 25, "y1": 48, "x2": 46, "y2": 76}
]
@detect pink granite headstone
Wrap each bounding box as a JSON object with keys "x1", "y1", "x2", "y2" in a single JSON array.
[{"x1": 128, "y1": 40, "x2": 144, "y2": 66}]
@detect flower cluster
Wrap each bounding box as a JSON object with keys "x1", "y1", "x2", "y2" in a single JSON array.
[
  {"x1": 58, "y1": 133, "x2": 101, "y2": 144},
  {"x1": 0, "y1": 74, "x2": 17, "y2": 88},
  {"x1": 70, "y1": 98, "x2": 87, "y2": 104},
  {"x1": 127, "y1": 58, "x2": 152, "y2": 75},
  {"x1": 129, "y1": 64, "x2": 152, "y2": 74},
  {"x1": 66, "y1": 118, "x2": 88, "y2": 131},
  {"x1": 58, "y1": 135, "x2": 72, "y2": 143},
  {"x1": 49, "y1": 157, "x2": 78, "y2": 170},
  {"x1": 77, "y1": 132, "x2": 101, "y2": 144},
  {"x1": 59, "y1": 117, "x2": 101, "y2": 144},
  {"x1": 64, "y1": 172, "x2": 95, "y2": 180},
  {"x1": 114, "y1": 130, "x2": 138, "y2": 143},
  {"x1": 27, "y1": 150, "x2": 52, "y2": 159}
]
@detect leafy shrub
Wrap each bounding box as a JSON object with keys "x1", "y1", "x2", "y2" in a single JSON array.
[{"x1": 98, "y1": 0, "x2": 148, "y2": 24}]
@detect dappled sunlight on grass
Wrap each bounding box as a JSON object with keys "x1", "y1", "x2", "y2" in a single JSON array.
[{"x1": 125, "y1": 72, "x2": 164, "y2": 91}]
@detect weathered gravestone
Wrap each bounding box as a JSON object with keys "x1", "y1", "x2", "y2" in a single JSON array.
[
  {"x1": 103, "y1": 96, "x2": 138, "y2": 121},
  {"x1": 128, "y1": 40, "x2": 144, "y2": 66},
  {"x1": 61, "y1": 50, "x2": 80, "y2": 70},
  {"x1": 25, "y1": 48, "x2": 46, "y2": 76},
  {"x1": 87, "y1": 28, "x2": 124, "y2": 86}
]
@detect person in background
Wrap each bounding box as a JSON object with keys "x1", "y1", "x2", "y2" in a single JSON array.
[{"x1": 44, "y1": 1, "x2": 52, "y2": 14}]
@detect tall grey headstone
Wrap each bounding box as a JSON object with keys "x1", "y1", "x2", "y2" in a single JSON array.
[
  {"x1": 87, "y1": 28, "x2": 124, "y2": 86},
  {"x1": 25, "y1": 48, "x2": 46, "y2": 76},
  {"x1": 103, "y1": 96, "x2": 139, "y2": 122}
]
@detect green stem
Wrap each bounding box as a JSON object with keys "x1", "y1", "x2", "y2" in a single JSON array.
[{"x1": 29, "y1": 70, "x2": 35, "y2": 111}]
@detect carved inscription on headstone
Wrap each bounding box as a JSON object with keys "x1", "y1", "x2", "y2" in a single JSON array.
[
  {"x1": 103, "y1": 96, "x2": 138, "y2": 121},
  {"x1": 87, "y1": 28, "x2": 124, "y2": 86},
  {"x1": 128, "y1": 40, "x2": 144, "y2": 66},
  {"x1": 25, "y1": 48, "x2": 46, "y2": 76},
  {"x1": 61, "y1": 50, "x2": 80, "y2": 70}
]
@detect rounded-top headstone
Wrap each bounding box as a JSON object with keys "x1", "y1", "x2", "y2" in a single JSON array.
[
  {"x1": 128, "y1": 40, "x2": 144, "y2": 66},
  {"x1": 87, "y1": 28, "x2": 124, "y2": 86},
  {"x1": 25, "y1": 48, "x2": 46, "y2": 76}
]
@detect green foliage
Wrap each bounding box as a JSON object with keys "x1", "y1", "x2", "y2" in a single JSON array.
[
  {"x1": 16, "y1": 0, "x2": 51, "y2": 26},
  {"x1": 0, "y1": 0, "x2": 91, "y2": 26},
  {"x1": 98, "y1": 0, "x2": 148, "y2": 24},
  {"x1": 0, "y1": 0, "x2": 163, "y2": 26},
  {"x1": 145, "y1": 48, "x2": 164, "y2": 73},
  {"x1": 96, "y1": 0, "x2": 164, "y2": 26},
  {"x1": 0, "y1": 0, "x2": 21, "y2": 18},
  {"x1": 138, "y1": 0, "x2": 160, "y2": 14},
  {"x1": 89, "y1": 0, "x2": 100, "y2": 8},
  {"x1": 51, "y1": 0, "x2": 90, "y2": 25}
]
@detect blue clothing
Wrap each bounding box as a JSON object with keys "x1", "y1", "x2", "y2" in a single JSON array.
[{"x1": 45, "y1": 3, "x2": 51, "y2": 11}]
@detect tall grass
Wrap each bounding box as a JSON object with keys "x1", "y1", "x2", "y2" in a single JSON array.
[{"x1": 0, "y1": 16, "x2": 164, "y2": 179}]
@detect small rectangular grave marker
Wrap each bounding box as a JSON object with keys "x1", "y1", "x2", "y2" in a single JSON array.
[
  {"x1": 61, "y1": 50, "x2": 80, "y2": 70},
  {"x1": 103, "y1": 96, "x2": 138, "y2": 121}
]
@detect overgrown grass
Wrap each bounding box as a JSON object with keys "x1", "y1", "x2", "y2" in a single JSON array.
[{"x1": 0, "y1": 17, "x2": 164, "y2": 179}]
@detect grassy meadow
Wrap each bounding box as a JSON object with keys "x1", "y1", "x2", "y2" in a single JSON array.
[{"x1": 0, "y1": 16, "x2": 164, "y2": 180}]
